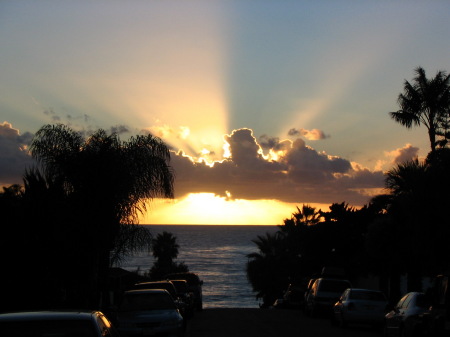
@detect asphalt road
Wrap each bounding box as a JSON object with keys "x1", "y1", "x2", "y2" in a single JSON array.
[{"x1": 185, "y1": 308, "x2": 382, "y2": 337}]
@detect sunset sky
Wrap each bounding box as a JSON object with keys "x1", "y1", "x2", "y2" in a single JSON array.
[{"x1": 1, "y1": 1, "x2": 449, "y2": 224}]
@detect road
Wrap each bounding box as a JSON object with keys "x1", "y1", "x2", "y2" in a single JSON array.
[{"x1": 185, "y1": 308, "x2": 382, "y2": 337}]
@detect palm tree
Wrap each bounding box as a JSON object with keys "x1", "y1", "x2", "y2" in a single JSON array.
[
  {"x1": 27, "y1": 123, "x2": 175, "y2": 307},
  {"x1": 150, "y1": 231, "x2": 188, "y2": 280},
  {"x1": 390, "y1": 67, "x2": 450, "y2": 152},
  {"x1": 246, "y1": 232, "x2": 289, "y2": 307},
  {"x1": 152, "y1": 231, "x2": 180, "y2": 263}
]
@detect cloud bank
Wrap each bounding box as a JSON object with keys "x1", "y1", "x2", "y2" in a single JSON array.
[
  {"x1": 171, "y1": 128, "x2": 385, "y2": 206},
  {"x1": 0, "y1": 122, "x2": 400, "y2": 206}
]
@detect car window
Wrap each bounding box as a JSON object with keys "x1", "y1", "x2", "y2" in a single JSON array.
[
  {"x1": 341, "y1": 289, "x2": 349, "y2": 300},
  {"x1": 396, "y1": 293, "x2": 409, "y2": 309},
  {"x1": 350, "y1": 290, "x2": 386, "y2": 301},
  {"x1": 397, "y1": 294, "x2": 412, "y2": 309},
  {"x1": 319, "y1": 280, "x2": 351, "y2": 293},
  {"x1": 403, "y1": 294, "x2": 415, "y2": 308}
]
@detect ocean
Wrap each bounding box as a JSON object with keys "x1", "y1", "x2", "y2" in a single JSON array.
[{"x1": 120, "y1": 225, "x2": 278, "y2": 308}]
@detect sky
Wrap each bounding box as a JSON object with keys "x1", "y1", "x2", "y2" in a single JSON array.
[{"x1": 1, "y1": 1, "x2": 449, "y2": 225}]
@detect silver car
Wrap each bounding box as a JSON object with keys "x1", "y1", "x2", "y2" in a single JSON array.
[
  {"x1": 384, "y1": 292, "x2": 430, "y2": 337},
  {"x1": 0, "y1": 310, "x2": 119, "y2": 337},
  {"x1": 117, "y1": 289, "x2": 185, "y2": 337},
  {"x1": 333, "y1": 288, "x2": 388, "y2": 327}
]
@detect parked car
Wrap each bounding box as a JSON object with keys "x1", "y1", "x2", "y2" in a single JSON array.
[
  {"x1": 170, "y1": 279, "x2": 195, "y2": 318},
  {"x1": 132, "y1": 281, "x2": 179, "y2": 300},
  {"x1": 384, "y1": 292, "x2": 431, "y2": 337},
  {"x1": 304, "y1": 278, "x2": 352, "y2": 317},
  {"x1": 333, "y1": 288, "x2": 388, "y2": 328},
  {"x1": 282, "y1": 283, "x2": 305, "y2": 309},
  {"x1": 117, "y1": 289, "x2": 185, "y2": 337},
  {"x1": 422, "y1": 274, "x2": 450, "y2": 335},
  {"x1": 0, "y1": 310, "x2": 120, "y2": 337},
  {"x1": 166, "y1": 273, "x2": 203, "y2": 311},
  {"x1": 131, "y1": 281, "x2": 186, "y2": 317}
]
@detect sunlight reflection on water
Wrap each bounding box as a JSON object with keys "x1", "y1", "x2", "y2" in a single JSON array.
[{"x1": 120, "y1": 225, "x2": 277, "y2": 308}]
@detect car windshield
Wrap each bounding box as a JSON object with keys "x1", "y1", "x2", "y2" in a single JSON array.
[
  {"x1": 349, "y1": 290, "x2": 386, "y2": 301},
  {"x1": 120, "y1": 293, "x2": 176, "y2": 311},
  {"x1": 0, "y1": 319, "x2": 96, "y2": 337},
  {"x1": 319, "y1": 280, "x2": 350, "y2": 292}
]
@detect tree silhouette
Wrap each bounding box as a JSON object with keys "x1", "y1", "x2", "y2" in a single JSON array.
[
  {"x1": 23, "y1": 123, "x2": 174, "y2": 307},
  {"x1": 149, "y1": 231, "x2": 188, "y2": 280},
  {"x1": 390, "y1": 67, "x2": 450, "y2": 152},
  {"x1": 246, "y1": 232, "x2": 289, "y2": 307}
]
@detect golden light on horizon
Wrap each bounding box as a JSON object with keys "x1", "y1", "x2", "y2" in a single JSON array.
[{"x1": 141, "y1": 194, "x2": 332, "y2": 225}]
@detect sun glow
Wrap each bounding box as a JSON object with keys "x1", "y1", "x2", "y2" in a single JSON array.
[{"x1": 141, "y1": 194, "x2": 304, "y2": 225}]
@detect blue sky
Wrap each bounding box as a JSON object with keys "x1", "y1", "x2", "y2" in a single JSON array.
[{"x1": 1, "y1": 1, "x2": 449, "y2": 224}]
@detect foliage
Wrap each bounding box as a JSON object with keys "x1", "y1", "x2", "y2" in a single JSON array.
[
  {"x1": 149, "y1": 231, "x2": 189, "y2": 280},
  {"x1": 0, "y1": 124, "x2": 174, "y2": 310},
  {"x1": 390, "y1": 67, "x2": 450, "y2": 152}
]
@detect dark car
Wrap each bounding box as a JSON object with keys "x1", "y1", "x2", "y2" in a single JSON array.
[
  {"x1": 0, "y1": 310, "x2": 120, "y2": 337},
  {"x1": 422, "y1": 274, "x2": 450, "y2": 335},
  {"x1": 333, "y1": 288, "x2": 388, "y2": 328},
  {"x1": 384, "y1": 292, "x2": 431, "y2": 337},
  {"x1": 131, "y1": 281, "x2": 186, "y2": 316},
  {"x1": 117, "y1": 289, "x2": 184, "y2": 337},
  {"x1": 282, "y1": 283, "x2": 305, "y2": 309},
  {"x1": 304, "y1": 278, "x2": 352, "y2": 317},
  {"x1": 170, "y1": 279, "x2": 195, "y2": 318},
  {"x1": 166, "y1": 273, "x2": 203, "y2": 311}
]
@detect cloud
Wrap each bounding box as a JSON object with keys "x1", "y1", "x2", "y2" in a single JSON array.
[
  {"x1": 146, "y1": 125, "x2": 191, "y2": 141},
  {"x1": 288, "y1": 128, "x2": 328, "y2": 140},
  {"x1": 0, "y1": 122, "x2": 385, "y2": 206},
  {"x1": 171, "y1": 128, "x2": 384, "y2": 206},
  {"x1": 110, "y1": 125, "x2": 130, "y2": 135},
  {"x1": 0, "y1": 122, "x2": 34, "y2": 186},
  {"x1": 388, "y1": 143, "x2": 420, "y2": 164},
  {"x1": 376, "y1": 143, "x2": 421, "y2": 171}
]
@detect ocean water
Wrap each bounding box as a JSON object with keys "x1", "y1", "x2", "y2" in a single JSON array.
[{"x1": 120, "y1": 225, "x2": 278, "y2": 308}]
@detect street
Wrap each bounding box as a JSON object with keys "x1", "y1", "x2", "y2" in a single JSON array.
[{"x1": 185, "y1": 308, "x2": 382, "y2": 337}]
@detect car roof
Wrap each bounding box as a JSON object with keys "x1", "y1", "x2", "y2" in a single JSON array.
[
  {"x1": 125, "y1": 289, "x2": 171, "y2": 295},
  {"x1": 0, "y1": 311, "x2": 100, "y2": 321}
]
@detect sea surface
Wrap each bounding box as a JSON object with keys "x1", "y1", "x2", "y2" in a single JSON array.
[{"x1": 120, "y1": 225, "x2": 278, "y2": 308}]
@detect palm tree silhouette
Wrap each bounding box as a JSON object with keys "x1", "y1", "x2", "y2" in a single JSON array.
[
  {"x1": 390, "y1": 67, "x2": 450, "y2": 152},
  {"x1": 152, "y1": 231, "x2": 180, "y2": 263},
  {"x1": 26, "y1": 123, "x2": 174, "y2": 307}
]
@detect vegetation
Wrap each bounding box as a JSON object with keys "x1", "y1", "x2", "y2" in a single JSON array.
[
  {"x1": 390, "y1": 67, "x2": 450, "y2": 152},
  {"x1": 247, "y1": 66, "x2": 450, "y2": 307},
  {"x1": 148, "y1": 231, "x2": 189, "y2": 280},
  {"x1": 0, "y1": 124, "x2": 174, "y2": 311}
]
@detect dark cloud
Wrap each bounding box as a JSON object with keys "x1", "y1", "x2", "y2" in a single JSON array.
[
  {"x1": 171, "y1": 128, "x2": 384, "y2": 205},
  {"x1": 110, "y1": 125, "x2": 130, "y2": 135},
  {"x1": 288, "y1": 128, "x2": 328, "y2": 140},
  {"x1": 259, "y1": 134, "x2": 280, "y2": 150},
  {"x1": 0, "y1": 122, "x2": 34, "y2": 186},
  {"x1": 0, "y1": 122, "x2": 385, "y2": 206}
]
